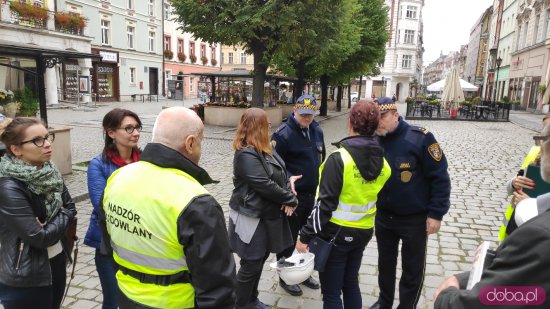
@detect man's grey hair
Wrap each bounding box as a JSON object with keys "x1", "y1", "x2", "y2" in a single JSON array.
[{"x1": 151, "y1": 107, "x2": 202, "y2": 150}]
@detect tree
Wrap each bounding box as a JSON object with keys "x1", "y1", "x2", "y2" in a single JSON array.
[{"x1": 171, "y1": 0, "x2": 306, "y2": 107}]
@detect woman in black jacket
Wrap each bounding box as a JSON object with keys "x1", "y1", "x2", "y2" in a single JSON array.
[
  {"x1": 228, "y1": 108, "x2": 298, "y2": 309},
  {"x1": 0, "y1": 118, "x2": 77, "y2": 309}
]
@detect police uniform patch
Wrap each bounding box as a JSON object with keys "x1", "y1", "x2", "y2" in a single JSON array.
[
  {"x1": 271, "y1": 140, "x2": 277, "y2": 148},
  {"x1": 401, "y1": 171, "x2": 412, "y2": 183},
  {"x1": 428, "y1": 143, "x2": 443, "y2": 161}
]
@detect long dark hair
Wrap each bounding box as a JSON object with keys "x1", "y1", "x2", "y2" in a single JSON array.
[{"x1": 101, "y1": 108, "x2": 141, "y2": 160}]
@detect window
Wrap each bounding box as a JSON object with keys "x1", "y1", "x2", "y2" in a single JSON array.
[
  {"x1": 221, "y1": 52, "x2": 224, "y2": 64},
  {"x1": 379, "y1": 61, "x2": 384, "y2": 68},
  {"x1": 189, "y1": 41, "x2": 195, "y2": 56},
  {"x1": 190, "y1": 77, "x2": 194, "y2": 93},
  {"x1": 534, "y1": 15, "x2": 540, "y2": 44},
  {"x1": 397, "y1": 30, "x2": 400, "y2": 43},
  {"x1": 148, "y1": 0, "x2": 154, "y2": 16},
  {"x1": 200, "y1": 44, "x2": 206, "y2": 58},
  {"x1": 178, "y1": 39, "x2": 184, "y2": 54},
  {"x1": 241, "y1": 53, "x2": 247, "y2": 64},
  {"x1": 129, "y1": 67, "x2": 136, "y2": 84},
  {"x1": 101, "y1": 20, "x2": 110, "y2": 45},
  {"x1": 127, "y1": 26, "x2": 134, "y2": 49},
  {"x1": 228, "y1": 52, "x2": 234, "y2": 64},
  {"x1": 149, "y1": 31, "x2": 155, "y2": 52},
  {"x1": 128, "y1": 0, "x2": 133, "y2": 10},
  {"x1": 211, "y1": 47, "x2": 216, "y2": 61},
  {"x1": 521, "y1": 22, "x2": 529, "y2": 47},
  {"x1": 406, "y1": 6, "x2": 417, "y2": 19},
  {"x1": 544, "y1": 10, "x2": 550, "y2": 42},
  {"x1": 404, "y1": 30, "x2": 415, "y2": 44},
  {"x1": 517, "y1": 25, "x2": 522, "y2": 50},
  {"x1": 164, "y1": 35, "x2": 171, "y2": 51},
  {"x1": 402, "y1": 55, "x2": 412, "y2": 68},
  {"x1": 163, "y1": 3, "x2": 170, "y2": 20}
]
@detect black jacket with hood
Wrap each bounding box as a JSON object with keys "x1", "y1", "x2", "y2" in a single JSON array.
[{"x1": 299, "y1": 135, "x2": 385, "y2": 246}]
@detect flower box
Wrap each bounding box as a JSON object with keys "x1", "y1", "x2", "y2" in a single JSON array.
[
  {"x1": 190, "y1": 54, "x2": 197, "y2": 63},
  {"x1": 177, "y1": 52, "x2": 186, "y2": 62},
  {"x1": 9, "y1": 1, "x2": 48, "y2": 27},
  {"x1": 54, "y1": 12, "x2": 86, "y2": 34},
  {"x1": 211, "y1": 58, "x2": 218, "y2": 66},
  {"x1": 201, "y1": 56, "x2": 208, "y2": 65},
  {"x1": 164, "y1": 49, "x2": 174, "y2": 59}
]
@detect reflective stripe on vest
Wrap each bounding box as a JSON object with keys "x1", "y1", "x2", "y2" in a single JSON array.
[
  {"x1": 498, "y1": 146, "x2": 540, "y2": 241},
  {"x1": 111, "y1": 241, "x2": 187, "y2": 271},
  {"x1": 320, "y1": 147, "x2": 391, "y2": 229},
  {"x1": 103, "y1": 161, "x2": 208, "y2": 308}
]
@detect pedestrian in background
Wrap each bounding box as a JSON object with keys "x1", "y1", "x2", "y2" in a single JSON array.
[
  {"x1": 0, "y1": 118, "x2": 77, "y2": 309},
  {"x1": 100, "y1": 107, "x2": 236, "y2": 308},
  {"x1": 229, "y1": 107, "x2": 298, "y2": 309},
  {"x1": 85, "y1": 108, "x2": 142, "y2": 309},
  {"x1": 296, "y1": 100, "x2": 391, "y2": 309},
  {"x1": 370, "y1": 97, "x2": 451, "y2": 309},
  {"x1": 271, "y1": 94, "x2": 325, "y2": 296}
]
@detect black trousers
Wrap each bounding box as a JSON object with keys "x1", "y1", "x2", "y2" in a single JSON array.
[
  {"x1": 374, "y1": 212, "x2": 427, "y2": 309},
  {"x1": 276, "y1": 193, "x2": 315, "y2": 260},
  {"x1": 235, "y1": 252, "x2": 270, "y2": 308}
]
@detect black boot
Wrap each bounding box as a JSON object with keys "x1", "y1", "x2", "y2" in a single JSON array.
[
  {"x1": 279, "y1": 278, "x2": 303, "y2": 296},
  {"x1": 301, "y1": 276, "x2": 320, "y2": 289}
]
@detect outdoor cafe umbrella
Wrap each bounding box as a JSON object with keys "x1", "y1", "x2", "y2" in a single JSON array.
[{"x1": 441, "y1": 67, "x2": 465, "y2": 109}]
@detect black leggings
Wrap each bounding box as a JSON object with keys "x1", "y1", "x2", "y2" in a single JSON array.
[
  {"x1": 0, "y1": 253, "x2": 66, "y2": 309},
  {"x1": 235, "y1": 252, "x2": 270, "y2": 308}
]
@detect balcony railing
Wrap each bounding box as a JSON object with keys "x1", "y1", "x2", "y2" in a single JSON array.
[{"x1": 1, "y1": 1, "x2": 85, "y2": 35}]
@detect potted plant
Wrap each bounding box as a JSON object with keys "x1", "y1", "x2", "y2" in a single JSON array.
[
  {"x1": 201, "y1": 56, "x2": 208, "y2": 65},
  {"x1": 9, "y1": 1, "x2": 48, "y2": 26},
  {"x1": 54, "y1": 12, "x2": 86, "y2": 34},
  {"x1": 211, "y1": 58, "x2": 217, "y2": 66},
  {"x1": 511, "y1": 100, "x2": 521, "y2": 110},
  {"x1": 189, "y1": 54, "x2": 197, "y2": 63},
  {"x1": 164, "y1": 49, "x2": 174, "y2": 59},
  {"x1": 177, "y1": 52, "x2": 186, "y2": 62},
  {"x1": 13, "y1": 88, "x2": 38, "y2": 117}
]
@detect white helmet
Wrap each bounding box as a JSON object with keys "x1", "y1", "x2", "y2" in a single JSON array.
[{"x1": 270, "y1": 253, "x2": 315, "y2": 285}]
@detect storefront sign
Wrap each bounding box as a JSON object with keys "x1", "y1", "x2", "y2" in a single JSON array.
[
  {"x1": 65, "y1": 64, "x2": 80, "y2": 71},
  {"x1": 99, "y1": 51, "x2": 118, "y2": 63},
  {"x1": 97, "y1": 66, "x2": 114, "y2": 73}
]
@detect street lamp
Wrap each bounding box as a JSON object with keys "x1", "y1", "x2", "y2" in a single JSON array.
[{"x1": 493, "y1": 57, "x2": 503, "y2": 103}]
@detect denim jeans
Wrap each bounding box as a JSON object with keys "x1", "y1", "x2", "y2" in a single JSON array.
[
  {"x1": 95, "y1": 249, "x2": 119, "y2": 309},
  {"x1": 0, "y1": 253, "x2": 66, "y2": 309},
  {"x1": 319, "y1": 242, "x2": 367, "y2": 309}
]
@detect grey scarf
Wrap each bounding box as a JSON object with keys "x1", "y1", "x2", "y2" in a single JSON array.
[{"x1": 0, "y1": 155, "x2": 63, "y2": 222}]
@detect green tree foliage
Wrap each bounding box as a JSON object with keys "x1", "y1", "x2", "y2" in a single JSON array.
[{"x1": 171, "y1": 0, "x2": 306, "y2": 107}]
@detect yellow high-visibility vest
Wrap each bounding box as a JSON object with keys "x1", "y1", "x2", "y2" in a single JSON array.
[
  {"x1": 318, "y1": 147, "x2": 391, "y2": 229},
  {"x1": 498, "y1": 145, "x2": 540, "y2": 241},
  {"x1": 104, "y1": 161, "x2": 208, "y2": 309}
]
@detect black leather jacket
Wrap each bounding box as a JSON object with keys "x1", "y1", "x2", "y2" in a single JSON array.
[
  {"x1": 229, "y1": 147, "x2": 298, "y2": 219},
  {"x1": 0, "y1": 177, "x2": 76, "y2": 287}
]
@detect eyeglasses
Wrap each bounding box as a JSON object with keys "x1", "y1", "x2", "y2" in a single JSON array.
[
  {"x1": 118, "y1": 125, "x2": 142, "y2": 134},
  {"x1": 533, "y1": 135, "x2": 550, "y2": 142},
  {"x1": 20, "y1": 133, "x2": 55, "y2": 147}
]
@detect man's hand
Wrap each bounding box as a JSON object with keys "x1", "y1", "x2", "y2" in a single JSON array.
[
  {"x1": 295, "y1": 239, "x2": 309, "y2": 253},
  {"x1": 426, "y1": 217, "x2": 441, "y2": 235},
  {"x1": 289, "y1": 175, "x2": 303, "y2": 196},
  {"x1": 434, "y1": 275, "x2": 460, "y2": 299}
]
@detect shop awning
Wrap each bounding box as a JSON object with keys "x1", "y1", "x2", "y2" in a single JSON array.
[{"x1": 0, "y1": 40, "x2": 100, "y2": 125}]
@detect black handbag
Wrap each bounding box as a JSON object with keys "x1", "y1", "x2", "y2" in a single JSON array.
[{"x1": 308, "y1": 227, "x2": 342, "y2": 272}]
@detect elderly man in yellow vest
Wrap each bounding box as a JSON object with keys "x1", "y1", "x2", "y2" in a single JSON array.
[{"x1": 99, "y1": 107, "x2": 236, "y2": 309}]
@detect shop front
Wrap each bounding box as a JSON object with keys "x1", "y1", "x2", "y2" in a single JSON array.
[{"x1": 92, "y1": 49, "x2": 119, "y2": 102}]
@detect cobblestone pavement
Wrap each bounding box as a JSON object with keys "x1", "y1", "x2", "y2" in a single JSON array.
[{"x1": 49, "y1": 101, "x2": 537, "y2": 308}]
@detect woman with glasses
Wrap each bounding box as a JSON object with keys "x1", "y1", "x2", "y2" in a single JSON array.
[
  {"x1": 84, "y1": 108, "x2": 142, "y2": 309},
  {"x1": 0, "y1": 117, "x2": 77, "y2": 309},
  {"x1": 228, "y1": 108, "x2": 298, "y2": 309}
]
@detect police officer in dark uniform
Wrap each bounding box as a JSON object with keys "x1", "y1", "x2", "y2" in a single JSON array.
[
  {"x1": 370, "y1": 97, "x2": 451, "y2": 309},
  {"x1": 271, "y1": 94, "x2": 325, "y2": 296}
]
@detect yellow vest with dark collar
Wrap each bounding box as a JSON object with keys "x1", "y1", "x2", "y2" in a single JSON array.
[
  {"x1": 104, "y1": 161, "x2": 208, "y2": 309},
  {"x1": 319, "y1": 148, "x2": 391, "y2": 229}
]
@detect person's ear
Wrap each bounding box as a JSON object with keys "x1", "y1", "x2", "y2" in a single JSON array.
[
  {"x1": 107, "y1": 129, "x2": 116, "y2": 139},
  {"x1": 184, "y1": 135, "x2": 195, "y2": 154},
  {"x1": 10, "y1": 144, "x2": 21, "y2": 157}
]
